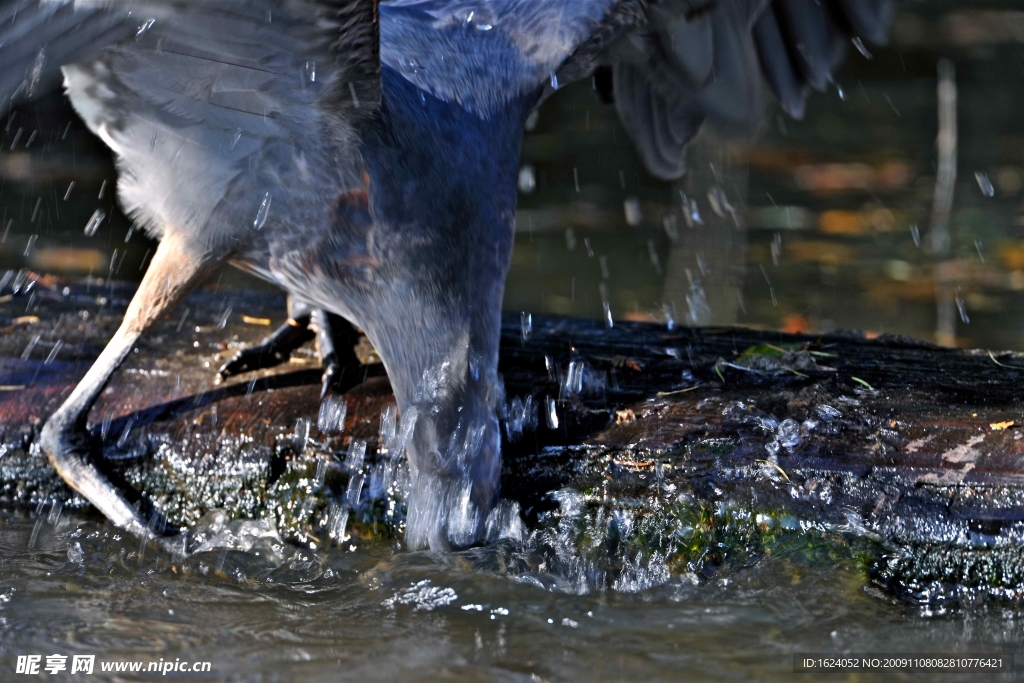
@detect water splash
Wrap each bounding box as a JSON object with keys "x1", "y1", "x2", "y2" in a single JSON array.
[{"x1": 317, "y1": 395, "x2": 347, "y2": 434}]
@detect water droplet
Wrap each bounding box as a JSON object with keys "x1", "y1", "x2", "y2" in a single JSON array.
[
  {"x1": 545, "y1": 396, "x2": 559, "y2": 429},
  {"x1": 623, "y1": 197, "x2": 642, "y2": 226},
  {"x1": 518, "y1": 164, "x2": 536, "y2": 193},
  {"x1": 836, "y1": 83, "x2": 845, "y2": 100},
  {"x1": 313, "y1": 456, "x2": 328, "y2": 490},
  {"x1": 345, "y1": 440, "x2": 368, "y2": 507},
  {"x1": 135, "y1": 18, "x2": 156, "y2": 40},
  {"x1": 563, "y1": 360, "x2": 585, "y2": 396},
  {"x1": 565, "y1": 227, "x2": 577, "y2": 251},
  {"x1": 975, "y1": 171, "x2": 995, "y2": 197},
  {"x1": 663, "y1": 215, "x2": 680, "y2": 243},
  {"x1": 27, "y1": 48, "x2": 45, "y2": 97},
  {"x1": 689, "y1": 199, "x2": 702, "y2": 225},
  {"x1": 686, "y1": 277, "x2": 711, "y2": 324},
  {"x1": 293, "y1": 417, "x2": 311, "y2": 453},
  {"x1": 599, "y1": 282, "x2": 613, "y2": 328},
  {"x1": 63, "y1": 181, "x2": 75, "y2": 201},
  {"x1": 253, "y1": 192, "x2": 271, "y2": 230},
  {"x1": 909, "y1": 223, "x2": 920, "y2": 247},
  {"x1": 549, "y1": 72, "x2": 559, "y2": 90},
  {"x1": 304, "y1": 60, "x2": 316, "y2": 83},
  {"x1": 647, "y1": 239, "x2": 661, "y2": 274},
  {"x1": 230, "y1": 128, "x2": 242, "y2": 151},
  {"x1": 218, "y1": 306, "x2": 232, "y2": 329},
  {"x1": 84, "y1": 209, "x2": 106, "y2": 236},
  {"x1": 520, "y1": 312, "x2": 532, "y2": 342},
  {"x1": 956, "y1": 289, "x2": 970, "y2": 324},
  {"x1": 852, "y1": 37, "x2": 872, "y2": 60},
  {"x1": 67, "y1": 541, "x2": 84, "y2": 564}
]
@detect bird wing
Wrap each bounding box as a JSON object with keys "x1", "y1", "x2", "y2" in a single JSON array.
[
  {"x1": 1, "y1": 0, "x2": 379, "y2": 123},
  {"x1": 598, "y1": 0, "x2": 894, "y2": 180},
  {"x1": 1, "y1": 0, "x2": 379, "y2": 238}
]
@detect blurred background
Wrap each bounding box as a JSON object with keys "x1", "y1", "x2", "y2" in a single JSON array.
[{"x1": 3, "y1": 0, "x2": 1024, "y2": 350}]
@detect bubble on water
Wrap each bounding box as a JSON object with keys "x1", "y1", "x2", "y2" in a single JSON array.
[
  {"x1": 253, "y1": 192, "x2": 272, "y2": 230},
  {"x1": 317, "y1": 395, "x2": 348, "y2": 433},
  {"x1": 975, "y1": 171, "x2": 995, "y2": 197},
  {"x1": 83, "y1": 209, "x2": 106, "y2": 237},
  {"x1": 67, "y1": 541, "x2": 84, "y2": 564},
  {"x1": 776, "y1": 418, "x2": 802, "y2": 450},
  {"x1": 382, "y1": 579, "x2": 458, "y2": 611}
]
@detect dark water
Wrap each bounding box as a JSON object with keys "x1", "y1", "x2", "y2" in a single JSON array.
[
  {"x1": 4, "y1": 2, "x2": 1024, "y2": 681},
  {"x1": 1, "y1": 510, "x2": 1021, "y2": 682}
]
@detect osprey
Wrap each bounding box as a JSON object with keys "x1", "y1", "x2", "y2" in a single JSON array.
[{"x1": 1, "y1": 0, "x2": 891, "y2": 550}]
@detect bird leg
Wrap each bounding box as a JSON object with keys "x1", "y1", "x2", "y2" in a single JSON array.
[
  {"x1": 38, "y1": 234, "x2": 215, "y2": 545},
  {"x1": 217, "y1": 297, "x2": 362, "y2": 398}
]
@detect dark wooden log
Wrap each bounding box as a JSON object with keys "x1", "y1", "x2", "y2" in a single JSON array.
[{"x1": 3, "y1": 277, "x2": 1024, "y2": 600}]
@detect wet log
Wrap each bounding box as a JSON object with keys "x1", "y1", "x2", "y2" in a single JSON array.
[{"x1": 3, "y1": 278, "x2": 1024, "y2": 600}]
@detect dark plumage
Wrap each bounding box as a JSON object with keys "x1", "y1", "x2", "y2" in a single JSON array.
[{"x1": 0, "y1": 0, "x2": 891, "y2": 550}]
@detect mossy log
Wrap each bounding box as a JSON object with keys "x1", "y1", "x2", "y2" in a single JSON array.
[{"x1": 3, "y1": 278, "x2": 1024, "y2": 600}]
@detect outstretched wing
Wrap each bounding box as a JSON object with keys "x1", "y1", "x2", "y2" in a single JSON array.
[
  {"x1": 569, "y1": 0, "x2": 894, "y2": 180},
  {"x1": 1, "y1": 0, "x2": 379, "y2": 120},
  {"x1": 0, "y1": 0, "x2": 379, "y2": 238}
]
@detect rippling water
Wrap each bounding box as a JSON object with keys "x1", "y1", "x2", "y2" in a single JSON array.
[{"x1": 1, "y1": 510, "x2": 1020, "y2": 682}]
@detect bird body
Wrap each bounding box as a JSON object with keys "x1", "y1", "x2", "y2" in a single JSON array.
[{"x1": 1, "y1": 0, "x2": 892, "y2": 550}]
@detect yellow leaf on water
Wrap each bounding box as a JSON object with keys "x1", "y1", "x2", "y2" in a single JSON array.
[{"x1": 990, "y1": 421, "x2": 1016, "y2": 431}]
